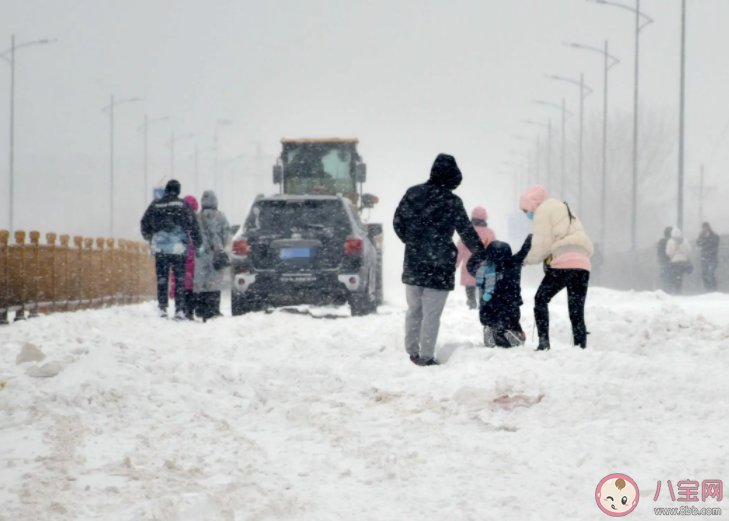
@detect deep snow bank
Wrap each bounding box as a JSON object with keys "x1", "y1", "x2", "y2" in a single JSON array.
[{"x1": 1, "y1": 288, "x2": 729, "y2": 520}]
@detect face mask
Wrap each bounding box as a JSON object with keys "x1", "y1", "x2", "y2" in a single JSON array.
[{"x1": 526, "y1": 211, "x2": 534, "y2": 221}]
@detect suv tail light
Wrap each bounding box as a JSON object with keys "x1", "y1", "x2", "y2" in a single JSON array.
[
  {"x1": 344, "y1": 237, "x2": 363, "y2": 255},
  {"x1": 233, "y1": 238, "x2": 250, "y2": 256}
]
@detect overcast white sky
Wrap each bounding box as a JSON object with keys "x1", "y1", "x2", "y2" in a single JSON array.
[{"x1": 1, "y1": 0, "x2": 728, "y2": 253}]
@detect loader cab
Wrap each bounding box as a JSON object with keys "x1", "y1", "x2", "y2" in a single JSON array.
[{"x1": 273, "y1": 139, "x2": 371, "y2": 208}]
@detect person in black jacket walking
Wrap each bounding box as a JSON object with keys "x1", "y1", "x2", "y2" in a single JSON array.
[
  {"x1": 141, "y1": 180, "x2": 203, "y2": 319},
  {"x1": 394, "y1": 154, "x2": 487, "y2": 366},
  {"x1": 697, "y1": 222, "x2": 720, "y2": 291}
]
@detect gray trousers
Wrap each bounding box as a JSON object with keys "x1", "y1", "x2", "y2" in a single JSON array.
[{"x1": 405, "y1": 285, "x2": 450, "y2": 360}]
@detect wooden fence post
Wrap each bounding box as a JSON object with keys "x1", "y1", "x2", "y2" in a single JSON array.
[
  {"x1": 96, "y1": 238, "x2": 105, "y2": 306},
  {"x1": 0, "y1": 230, "x2": 9, "y2": 325},
  {"x1": 72, "y1": 236, "x2": 83, "y2": 309},
  {"x1": 46, "y1": 233, "x2": 57, "y2": 313},
  {"x1": 28, "y1": 231, "x2": 41, "y2": 318},
  {"x1": 83, "y1": 238, "x2": 94, "y2": 307},
  {"x1": 14, "y1": 231, "x2": 27, "y2": 321},
  {"x1": 59, "y1": 235, "x2": 70, "y2": 311},
  {"x1": 106, "y1": 238, "x2": 115, "y2": 306}
]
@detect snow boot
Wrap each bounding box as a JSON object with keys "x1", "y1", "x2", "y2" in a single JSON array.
[
  {"x1": 574, "y1": 332, "x2": 589, "y2": 349},
  {"x1": 157, "y1": 308, "x2": 168, "y2": 319},
  {"x1": 535, "y1": 337, "x2": 550, "y2": 351},
  {"x1": 409, "y1": 355, "x2": 421, "y2": 365},
  {"x1": 483, "y1": 327, "x2": 496, "y2": 348},
  {"x1": 505, "y1": 330, "x2": 525, "y2": 348},
  {"x1": 421, "y1": 358, "x2": 440, "y2": 366},
  {"x1": 173, "y1": 310, "x2": 186, "y2": 321}
]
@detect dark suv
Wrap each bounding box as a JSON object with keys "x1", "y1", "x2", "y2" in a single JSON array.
[{"x1": 230, "y1": 194, "x2": 380, "y2": 316}]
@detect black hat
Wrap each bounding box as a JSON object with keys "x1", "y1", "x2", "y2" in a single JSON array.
[
  {"x1": 165, "y1": 180, "x2": 181, "y2": 196},
  {"x1": 429, "y1": 154, "x2": 462, "y2": 191}
]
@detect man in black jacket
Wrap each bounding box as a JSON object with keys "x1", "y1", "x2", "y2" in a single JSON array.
[
  {"x1": 140, "y1": 180, "x2": 203, "y2": 318},
  {"x1": 697, "y1": 222, "x2": 720, "y2": 291},
  {"x1": 394, "y1": 154, "x2": 487, "y2": 366}
]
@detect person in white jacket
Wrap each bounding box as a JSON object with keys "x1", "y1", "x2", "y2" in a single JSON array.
[
  {"x1": 520, "y1": 185, "x2": 594, "y2": 351},
  {"x1": 665, "y1": 227, "x2": 692, "y2": 294}
]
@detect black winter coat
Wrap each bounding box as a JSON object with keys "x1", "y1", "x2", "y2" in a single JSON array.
[
  {"x1": 697, "y1": 231, "x2": 720, "y2": 262},
  {"x1": 393, "y1": 155, "x2": 486, "y2": 291},
  {"x1": 140, "y1": 193, "x2": 203, "y2": 249},
  {"x1": 468, "y1": 236, "x2": 532, "y2": 330}
]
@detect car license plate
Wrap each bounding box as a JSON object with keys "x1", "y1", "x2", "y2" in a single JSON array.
[
  {"x1": 280, "y1": 274, "x2": 317, "y2": 283},
  {"x1": 280, "y1": 248, "x2": 314, "y2": 259}
]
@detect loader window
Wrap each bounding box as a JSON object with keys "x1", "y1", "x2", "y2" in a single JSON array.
[{"x1": 286, "y1": 146, "x2": 352, "y2": 180}]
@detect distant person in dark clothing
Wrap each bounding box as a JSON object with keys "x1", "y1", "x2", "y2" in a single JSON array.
[
  {"x1": 141, "y1": 180, "x2": 203, "y2": 319},
  {"x1": 394, "y1": 154, "x2": 488, "y2": 367},
  {"x1": 657, "y1": 227, "x2": 673, "y2": 292},
  {"x1": 697, "y1": 222, "x2": 720, "y2": 292},
  {"x1": 468, "y1": 236, "x2": 532, "y2": 348}
]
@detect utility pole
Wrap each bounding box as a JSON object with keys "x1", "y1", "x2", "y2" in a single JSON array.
[
  {"x1": 602, "y1": 41, "x2": 610, "y2": 251},
  {"x1": 678, "y1": 0, "x2": 687, "y2": 232},
  {"x1": 698, "y1": 164, "x2": 704, "y2": 225},
  {"x1": 9, "y1": 36, "x2": 15, "y2": 233},
  {"x1": 631, "y1": 0, "x2": 641, "y2": 249},
  {"x1": 564, "y1": 41, "x2": 620, "y2": 252},
  {"x1": 578, "y1": 74, "x2": 585, "y2": 213},
  {"x1": 536, "y1": 135, "x2": 541, "y2": 185},
  {"x1": 561, "y1": 98, "x2": 566, "y2": 198},
  {"x1": 110, "y1": 94, "x2": 115, "y2": 237},
  {"x1": 547, "y1": 119, "x2": 553, "y2": 192}
]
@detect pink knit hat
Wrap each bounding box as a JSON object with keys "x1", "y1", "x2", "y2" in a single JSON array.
[
  {"x1": 183, "y1": 195, "x2": 199, "y2": 212},
  {"x1": 519, "y1": 185, "x2": 548, "y2": 213},
  {"x1": 471, "y1": 206, "x2": 488, "y2": 221}
]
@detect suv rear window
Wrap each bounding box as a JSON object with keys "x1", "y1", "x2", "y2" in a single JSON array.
[{"x1": 246, "y1": 199, "x2": 350, "y2": 234}]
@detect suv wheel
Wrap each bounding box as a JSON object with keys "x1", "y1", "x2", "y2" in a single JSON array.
[{"x1": 232, "y1": 293, "x2": 262, "y2": 316}]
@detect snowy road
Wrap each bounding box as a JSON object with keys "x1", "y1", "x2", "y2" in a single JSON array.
[{"x1": 2, "y1": 287, "x2": 729, "y2": 520}]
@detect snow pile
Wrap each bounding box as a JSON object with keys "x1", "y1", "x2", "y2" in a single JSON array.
[{"x1": 1, "y1": 287, "x2": 729, "y2": 520}]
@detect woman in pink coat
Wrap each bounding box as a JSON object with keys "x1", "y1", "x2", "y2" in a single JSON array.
[
  {"x1": 455, "y1": 206, "x2": 496, "y2": 309},
  {"x1": 170, "y1": 195, "x2": 199, "y2": 319}
]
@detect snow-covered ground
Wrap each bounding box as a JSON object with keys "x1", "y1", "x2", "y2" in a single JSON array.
[{"x1": 2, "y1": 286, "x2": 729, "y2": 520}]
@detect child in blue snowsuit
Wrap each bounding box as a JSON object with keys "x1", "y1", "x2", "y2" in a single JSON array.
[{"x1": 468, "y1": 236, "x2": 532, "y2": 348}]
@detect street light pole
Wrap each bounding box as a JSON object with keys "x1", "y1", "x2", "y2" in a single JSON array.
[
  {"x1": 545, "y1": 75, "x2": 594, "y2": 212},
  {"x1": 139, "y1": 115, "x2": 171, "y2": 206},
  {"x1": 102, "y1": 95, "x2": 143, "y2": 237},
  {"x1": 564, "y1": 41, "x2": 620, "y2": 251},
  {"x1": 678, "y1": 0, "x2": 687, "y2": 231},
  {"x1": 588, "y1": 0, "x2": 653, "y2": 250},
  {"x1": 533, "y1": 101, "x2": 574, "y2": 196},
  {"x1": 602, "y1": 43, "x2": 610, "y2": 250},
  {"x1": 9, "y1": 37, "x2": 15, "y2": 233},
  {"x1": 1, "y1": 35, "x2": 56, "y2": 233},
  {"x1": 523, "y1": 119, "x2": 558, "y2": 190},
  {"x1": 561, "y1": 98, "x2": 566, "y2": 197},
  {"x1": 632, "y1": 0, "x2": 641, "y2": 248},
  {"x1": 167, "y1": 132, "x2": 195, "y2": 181},
  {"x1": 214, "y1": 119, "x2": 234, "y2": 194},
  {"x1": 110, "y1": 94, "x2": 114, "y2": 236}
]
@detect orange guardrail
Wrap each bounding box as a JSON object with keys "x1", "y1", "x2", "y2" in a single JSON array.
[{"x1": 0, "y1": 229, "x2": 155, "y2": 323}]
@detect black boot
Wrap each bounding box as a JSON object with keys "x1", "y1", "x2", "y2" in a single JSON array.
[
  {"x1": 536, "y1": 337, "x2": 550, "y2": 351},
  {"x1": 574, "y1": 332, "x2": 589, "y2": 349}
]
